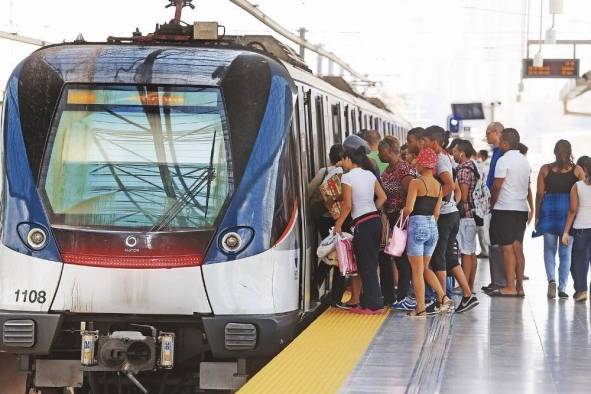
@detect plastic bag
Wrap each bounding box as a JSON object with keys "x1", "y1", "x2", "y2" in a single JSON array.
[
  {"x1": 335, "y1": 233, "x2": 357, "y2": 276},
  {"x1": 322, "y1": 250, "x2": 338, "y2": 267},
  {"x1": 317, "y1": 231, "x2": 352, "y2": 267},
  {"x1": 384, "y1": 214, "x2": 408, "y2": 257}
]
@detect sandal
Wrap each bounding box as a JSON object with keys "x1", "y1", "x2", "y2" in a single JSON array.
[
  {"x1": 487, "y1": 288, "x2": 520, "y2": 297},
  {"x1": 439, "y1": 295, "x2": 455, "y2": 312},
  {"x1": 407, "y1": 309, "x2": 426, "y2": 318}
]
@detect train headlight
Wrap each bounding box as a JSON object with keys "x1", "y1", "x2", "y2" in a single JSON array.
[
  {"x1": 221, "y1": 232, "x2": 242, "y2": 253},
  {"x1": 27, "y1": 228, "x2": 48, "y2": 250}
]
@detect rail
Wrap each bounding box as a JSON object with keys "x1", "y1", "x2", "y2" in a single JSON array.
[
  {"x1": 0, "y1": 30, "x2": 49, "y2": 47},
  {"x1": 229, "y1": 0, "x2": 373, "y2": 84}
]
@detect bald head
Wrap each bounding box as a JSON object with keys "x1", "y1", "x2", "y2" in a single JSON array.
[
  {"x1": 486, "y1": 122, "x2": 504, "y2": 146},
  {"x1": 365, "y1": 129, "x2": 382, "y2": 148}
]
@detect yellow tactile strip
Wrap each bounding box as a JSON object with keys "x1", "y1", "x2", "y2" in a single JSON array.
[{"x1": 239, "y1": 307, "x2": 390, "y2": 394}]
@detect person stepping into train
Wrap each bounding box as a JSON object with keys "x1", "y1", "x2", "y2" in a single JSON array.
[
  {"x1": 334, "y1": 147, "x2": 388, "y2": 314},
  {"x1": 402, "y1": 148, "x2": 455, "y2": 317}
]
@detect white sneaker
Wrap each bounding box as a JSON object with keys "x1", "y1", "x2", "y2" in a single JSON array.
[{"x1": 547, "y1": 281, "x2": 557, "y2": 299}]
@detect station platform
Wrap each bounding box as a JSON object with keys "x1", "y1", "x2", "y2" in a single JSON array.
[{"x1": 239, "y1": 237, "x2": 591, "y2": 394}]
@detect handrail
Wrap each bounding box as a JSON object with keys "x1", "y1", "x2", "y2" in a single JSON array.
[
  {"x1": 229, "y1": 0, "x2": 372, "y2": 84},
  {"x1": 0, "y1": 30, "x2": 49, "y2": 46}
]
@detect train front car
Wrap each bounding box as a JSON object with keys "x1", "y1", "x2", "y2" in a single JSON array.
[{"x1": 0, "y1": 44, "x2": 299, "y2": 391}]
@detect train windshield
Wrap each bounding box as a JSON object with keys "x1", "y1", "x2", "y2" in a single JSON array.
[{"x1": 40, "y1": 85, "x2": 232, "y2": 231}]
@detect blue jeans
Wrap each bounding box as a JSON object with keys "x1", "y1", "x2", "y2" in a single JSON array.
[
  {"x1": 407, "y1": 215, "x2": 439, "y2": 257},
  {"x1": 543, "y1": 233, "x2": 573, "y2": 292},
  {"x1": 572, "y1": 228, "x2": 591, "y2": 293}
]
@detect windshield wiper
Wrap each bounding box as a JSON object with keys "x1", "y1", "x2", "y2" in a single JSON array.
[{"x1": 149, "y1": 129, "x2": 218, "y2": 232}]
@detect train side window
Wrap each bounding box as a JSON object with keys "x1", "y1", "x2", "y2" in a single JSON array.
[
  {"x1": 344, "y1": 105, "x2": 350, "y2": 137},
  {"x1": 303, "y1": 88, "x2": 315, "y2": 181},
  {"x1": 351, "y1": 109, "x2": 357, "y2": 134},
  {"x1": 315, "y1": 95, "x2": 327, "y2": 168},
  {"x1": 331, "y1": 103, "x2": 342, "y2": 143}
]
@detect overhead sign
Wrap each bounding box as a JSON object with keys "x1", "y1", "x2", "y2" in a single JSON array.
[
  {"x1": 522, "y1": 59, "x2": 579, "y2": 78},
  {"x1": 451, "y1": 103, "x2": 485, "y2": 120}
]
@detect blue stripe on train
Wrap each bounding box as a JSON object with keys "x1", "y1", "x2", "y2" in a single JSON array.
[
  {"x1": 2, "y1": 63, "x2": 62, "y2": 262},
  {"x1": 204, "y1": 60, "x2": 296, "y2": 264}
]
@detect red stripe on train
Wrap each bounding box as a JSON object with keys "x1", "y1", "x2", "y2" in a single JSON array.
[{"x1": 60, "y1": 253, "x2": 202, "y2": 269}]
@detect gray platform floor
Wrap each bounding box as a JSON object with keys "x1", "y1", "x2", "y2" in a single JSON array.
[{"x1": 341, "y1": 236, "x2": 591, "y2": 394}]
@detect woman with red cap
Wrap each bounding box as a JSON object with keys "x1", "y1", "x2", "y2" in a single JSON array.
[{"x1": 402, "y1": 148, "x2": 455, "y2": 317}]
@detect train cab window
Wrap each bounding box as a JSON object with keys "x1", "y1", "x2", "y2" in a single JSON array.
[
  {"x1": 40, "y1": 85, "x2": 232, "y2": 231},
  {"x1": 331, "y1": 103, "x2": 342, "y2": 143}
]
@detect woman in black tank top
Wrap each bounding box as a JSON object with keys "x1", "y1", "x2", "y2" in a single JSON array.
[
  {"x1": 402, "y1": 148, "x2": 454, "y2": 317},
  {"x1": 534, "y1": 139, "x2": 586, "y2": 298},
  {"x1": 410, "y1": 178, "x2": 440, "y2": 216}
]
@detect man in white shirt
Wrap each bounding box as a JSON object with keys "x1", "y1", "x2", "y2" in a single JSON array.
[{"x1": 488, "y1": 128, "x2": 534, "y2": 297}]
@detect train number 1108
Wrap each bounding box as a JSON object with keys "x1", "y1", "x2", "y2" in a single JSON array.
[{"x1": 14, "y1": 289, "x2": 47, "y2": 304}]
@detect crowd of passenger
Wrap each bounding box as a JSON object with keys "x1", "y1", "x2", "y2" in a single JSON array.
[{"x1": 311, "y1": 121, "x2": 591, "y2": 317}]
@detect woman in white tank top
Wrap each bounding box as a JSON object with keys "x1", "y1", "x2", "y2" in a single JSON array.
[{"x1": 562, "y1": 162, "x2": 591, "y2": 302}]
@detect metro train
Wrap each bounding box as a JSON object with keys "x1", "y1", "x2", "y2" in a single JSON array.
[{"x1": 0, "y1": 20, "x2": 410, "y2": 393}]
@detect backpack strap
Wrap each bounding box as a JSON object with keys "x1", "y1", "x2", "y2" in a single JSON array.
[{"x1": 469, "y1": 161, "x2": 480, "y2": 180}]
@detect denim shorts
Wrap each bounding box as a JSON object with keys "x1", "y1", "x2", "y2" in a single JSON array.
[
  {"x1": 457, "y1": 217, "x2": 477, "y2": 255},
  {"x1": 407, "y1": 215, "x2": 439, "y2": 257}
]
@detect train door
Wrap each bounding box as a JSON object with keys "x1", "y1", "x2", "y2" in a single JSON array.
[{"x1": 295, "y1": 85, "x2": 316, "y2": 311}]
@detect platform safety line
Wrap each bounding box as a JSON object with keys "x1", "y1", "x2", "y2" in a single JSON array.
[{"x1": 238, "y1": 307, "x2": 389, "y2": 394}]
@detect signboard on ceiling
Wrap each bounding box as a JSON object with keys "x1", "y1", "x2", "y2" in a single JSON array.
[
  {"x1": 451, "y1": 103, "x2": 485, "y2": 120},
  {"x1": 522, "y1": 59, "x2": 579, "y2": 78}
]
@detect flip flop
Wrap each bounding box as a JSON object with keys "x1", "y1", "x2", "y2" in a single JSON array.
[
  {"x1": 487, "y1": 288, "x2": 521, "y2": 297},
  {"x1": 407, "y1": 309, "x2": 426, "y2": 318}
]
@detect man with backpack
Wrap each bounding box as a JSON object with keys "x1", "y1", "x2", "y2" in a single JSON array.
[
  {"x1": 422, "y1": 126, "x2": 479, "y2": 313},
  {"x1": 453, "y1": 139, "x2": 490, "y2": 295}
]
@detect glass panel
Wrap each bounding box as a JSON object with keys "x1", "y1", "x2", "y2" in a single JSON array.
[{"x1": 41, "y1": 86, "x2": 232, "y2": 231}]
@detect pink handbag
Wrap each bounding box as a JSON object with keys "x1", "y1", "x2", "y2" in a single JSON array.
[
  {"x1": 335, "y1": 233, "x2": 358, "y2": 277},
  {"x1": 384, "y1": 214, "x2": 408, "y2": 257}
]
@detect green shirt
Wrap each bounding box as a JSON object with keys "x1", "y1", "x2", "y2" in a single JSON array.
[{"x1": 367, "y1": 150, "x2": 388, "y2": 175}]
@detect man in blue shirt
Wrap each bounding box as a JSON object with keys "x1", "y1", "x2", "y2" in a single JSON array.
[{"x1": 486, "y1": 122, "x2": 504, "y2": 190}]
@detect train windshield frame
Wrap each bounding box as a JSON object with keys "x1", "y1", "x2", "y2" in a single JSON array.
[{"x1": 39, "y1": 84, "x2": 233, "y2": 232}]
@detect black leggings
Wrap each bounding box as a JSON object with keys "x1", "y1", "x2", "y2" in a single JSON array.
[{"x1": 353, "y1": 216, "x2": 384, "y2": 310}]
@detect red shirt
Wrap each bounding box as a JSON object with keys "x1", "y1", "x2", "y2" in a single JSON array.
[{"x1": 380, "y1": 160, "x2": 417, "y2": 213}]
